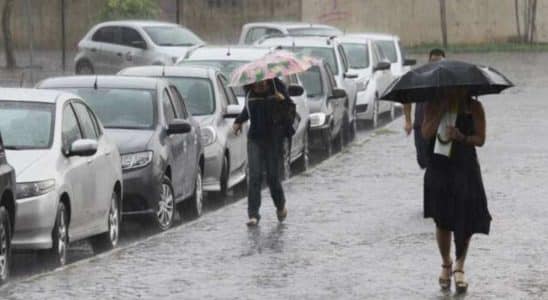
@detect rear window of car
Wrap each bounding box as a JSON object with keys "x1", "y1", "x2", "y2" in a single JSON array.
[
  {"x1": 341, "y1": 43, "x2": 370, "y2": 69},
  {"x1": 66, "y1": 88, "x2": 156, "y2": 129},
  {"x1": 284, "y1": 46, "x2": 339, "y2": 75}
]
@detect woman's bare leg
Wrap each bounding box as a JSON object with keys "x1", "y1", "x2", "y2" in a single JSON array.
[
  {"x1": 454, "y1": 238, "x2": 471, "y2": 281},
  {"x1": 436, "y1": 227, "x2": 452, "y2": 279}
]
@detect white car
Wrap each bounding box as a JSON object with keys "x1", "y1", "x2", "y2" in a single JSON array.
[
  {"x1": 346, "y1": 33, "x2": 416, "y2": 117},
  {"x1": 0, "y1": 89, "x2": 123, "y2": 267},
  {"x1": 257, "y1": 36, "x2": 359, "y2": 140},
  {"x1": 181, "y1": 45, "x2": 311, "y2": 175},
  {"x1": 239, "y1": 22, "x2": 342, "y2": 45},
  {"x1": 74, "y1": 20, "x2": 204, "y2": 74}
]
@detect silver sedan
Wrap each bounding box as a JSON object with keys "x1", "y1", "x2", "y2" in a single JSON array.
[
  {"x1": 0, "y1": 89, "x2": 123, "y2": 267},
  {"x1": 118, "y1": 66, "x2": 247, "y2": 196}
]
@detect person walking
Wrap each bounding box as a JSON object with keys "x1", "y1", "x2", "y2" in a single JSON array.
[
  {"x1": 421, "y1": 87, "x2": 492, "y2": 293},
  {"x1": 403, "y1": 48, "x2": 446, "y2": 169},
  {"x1": 232, "y1": 78, "x2": 294, "y2": 227}
]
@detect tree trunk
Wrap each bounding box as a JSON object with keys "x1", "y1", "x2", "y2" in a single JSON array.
[
  {"x1": 523, "y1": 0, "x2": 530, "y2": 42},
  {"x1": 529, "y1": 0, "x2": 537, "y2": 44},
  {"x1": 439, "y1": 0, "x2": 448, "y2": 49},
  {"x1": 2, "y1": 0, "x2": 16, "y2": 69},
  {"x1": 515, "y1": 0, "x2": 521, "y2": 40}
]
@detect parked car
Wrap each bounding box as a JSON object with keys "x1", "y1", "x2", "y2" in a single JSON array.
[
  {"x1": 181, "y1": 45, "x2": 311, "y2": 175},
  {"x1": 346, "y1": 33, "x2": 416, "y2": 118},
  {"x1": 338, "y1": 35, "x2": 394, "y2": 128},
  {"x1": 299, "y1": 61, "x2": 347, "y2": 156},
  {"x1": 118, "y1": 65, "x2": 247, "y2": 196},
  {"x1": 75, "y1": 20, "x2": 204, "y2": 75},
  {"x1": 0, "y1": 132, "x2": 15, "y2": 284},
  {"x1": 37, "y1": 77, "x2": 203, "y2": 231},
  {"x1": 258, "y1": 35, "x2": 358, "y2": 141},
  {"x1": 239, "y1": 22, "x2": 342, "y2": 45},
  {"x1": 0, "y1": 88, "x2": 122, "y2": 267}
]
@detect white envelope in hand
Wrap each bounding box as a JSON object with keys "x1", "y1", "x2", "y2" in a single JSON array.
[{"x1": 434, "y1": 112, "x2": 457, "y2": 157}]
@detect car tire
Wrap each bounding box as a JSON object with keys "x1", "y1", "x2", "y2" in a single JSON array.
[
  {"x1": 219, "y1": 155, "x2": 229, "y2": 197},
  {"x1": 295, "y1": 129, "x2": 309, "y2": 172},
  {"x1": 75, "y1": 60, "x2": 94, "y2": 75},
  {"x1": 323, "y1": 128, "x2": 333, "y2": 157},
  {"x1": 373, "y1": 98, "x2": 380, "y2": 129},
  {"x1": 184, "y1": 166, "x2": 203, "y2": 219},
  {"x1": 154, "y1": 176, "x2": 175, "y2": 231},
  {"x1": 0, "y1": 206, "x2": 11, "y2": 285},
  {"x1": 38, "y1": 201, "x2": 68, "y2": 268},
  {"x1": 280, "y1": 138, "x2": 291, "y2": 180},
  {"x1": 90, "y1": 191, "x2": 119, "y2": 253}
]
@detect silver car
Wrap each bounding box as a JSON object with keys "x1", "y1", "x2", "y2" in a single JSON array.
[
  {"x1": 0, "y1": 89, "x2": 123, "y2": 267},
  {"x1": 181, "y1": 45, "x2": 311, "y2": 175},
  {"x1": 75, "y1": 20, "x2": 204, "y2": 75},
  {"x1": 118, "y1": 66, "x2": 247, "y2": 196}
]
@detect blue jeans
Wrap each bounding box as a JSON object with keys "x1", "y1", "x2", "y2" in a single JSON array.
[{"x1": 247, "y1": 136, "x2": 286, "y2": 220}]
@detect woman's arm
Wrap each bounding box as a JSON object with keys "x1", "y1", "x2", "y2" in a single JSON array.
[
  {"x1": 421, "y1": 101, "x2": 444, "y2": 139},
  {"x1": 467, "y1": 100, "x2": 486, "y2": 147}
]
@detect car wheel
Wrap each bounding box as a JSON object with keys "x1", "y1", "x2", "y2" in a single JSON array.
[
  {"x1": 323, "y1": 128, "x2": 333, "y2": 157},
  {"x1": 373, "y1": 98, "x2": 380, "y2": 128},
  {"x1": 0, "y1": 207, "x2": 11, "y2": 285},
  {"x1": 295, "y1": 130, "x2": 309, "y2": 172},
  {"x1": 219, "y1": 155, "x2": 229, "y2": 197},
  {"x1": 39, "y1": 202, "x2": 68, "y2": 268},
  {"x1": 90, "y1": 192, "x2": 119, "y2": 253},
  {"x1": 185, "y1": 166, "x2": 203, "y2": 219},
  {"x1": 75, "y1": 60, "x2": 94, "y2": 75},
  {"x1": 154, "y1": 176, "x2": 175, "y2": 231},
  {"x1": 281, "y1": 138, "x2": 291, "y2": 180}
]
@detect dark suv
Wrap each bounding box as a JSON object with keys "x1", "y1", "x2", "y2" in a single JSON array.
[
  {"x1": 37, "y1": 76, "x2": 204, "y2": 231},
  {"x1": 0, "y1": 132, "x2": 15, "y2": 284}
]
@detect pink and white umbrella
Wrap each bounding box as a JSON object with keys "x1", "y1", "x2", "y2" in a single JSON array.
[{"x1": 229, "y1": 50, "x2": 321, "y2": 87}]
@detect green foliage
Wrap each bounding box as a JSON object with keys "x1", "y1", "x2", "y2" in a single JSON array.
[{"x1": 98, "y1": 0, "x2": 160, "y2": 21}]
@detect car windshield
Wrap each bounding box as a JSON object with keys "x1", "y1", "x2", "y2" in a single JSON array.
[
  {"x1": 144, "y1": 26, "x2": 203, "y2": 46},
  {"x1": 288, "y1": 27, "x2": 341, "y2": 36},
  {"x1": 341, "y1": 43, "x2": 370, "y2": 69},
  {"x1": 0, "y1": 101, "x2": 55, "y2": 149},
  {"x1": 67, "y1": 88, "x2": 156, "y2": 129},
  {"x1": 288, "y1": 46, "x2": 339, "y2": 75},
  {"x1": 167, "y1": 77, "x2": 215, "y2": 116},
  {"x1": 299, "y1": 66, "x2": 324, "y2": 98},
  {"x1": 179, "y1": 60, "x2": 248, "y2": 97},
  {"x1": 377, "y1": 40, "x2": 398, "y2": 63}
]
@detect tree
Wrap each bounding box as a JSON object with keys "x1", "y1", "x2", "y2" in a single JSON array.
[
  {"x1": 2, "y1": 0, "x2": 16, "y2": 69},
  {"x1": 439, "y1": 0, "x2": 448, "y2": 49},
  {"x1": 98, "y1": 0, "x2": 160, "y2": 21}
]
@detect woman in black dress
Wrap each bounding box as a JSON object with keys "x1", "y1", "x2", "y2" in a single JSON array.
[{"x1": 422, "y1": 87, "x2": 492, "y2": 293}]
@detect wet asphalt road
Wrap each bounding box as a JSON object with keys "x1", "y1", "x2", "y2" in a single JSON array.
[{"x1": 1, "y1": 52, "x2": 548, "y2": 299}]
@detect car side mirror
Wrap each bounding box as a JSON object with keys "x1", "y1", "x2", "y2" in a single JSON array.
[
  {"x1": 131, "y1": 40, "x2": 147, "y2": 50},
  {"x1": 328, "y1": 88, "x2": 347, "y2": 100},
  {"x1": 344, "y1": 72, "x2": 358, "y2": 79},
  {"x1": 403, "y1": 58, "x2": 417, "y2": 66},
  {"x1": 224, "y1": 104, "x2": 243, "y2": 119},
  {"x1": 67, "y1": 139, "x2": 98, "y2": 157},
  {"x1": 288, "y1": 85, "x2": 304, "y2": 97},
  {"x1": 373, "y1": 61, "x2": 391, "y2": 72},
  {"x1": 167, "y1": 119, "x2": 192, "y2": 135}
]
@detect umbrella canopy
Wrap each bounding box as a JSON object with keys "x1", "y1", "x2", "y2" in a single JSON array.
[
  {"x1": 229, "y1": 50, "x2": 318, "y2": 87},
  {"x1": 381, "y1": 60, "x2": 514, "y2": 103}
]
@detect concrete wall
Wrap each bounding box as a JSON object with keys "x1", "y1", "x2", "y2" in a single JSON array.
[
  {"x1": 0, "y1": 0, "x2": 546, "y2": 50},
  {"x1": 302, "y1": 0, "x2": 548, "y2": 45}
]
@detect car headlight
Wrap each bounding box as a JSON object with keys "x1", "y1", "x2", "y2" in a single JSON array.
[
  {"x1": 309, "y1": 113, "x2": 328, "y2": 128},
  {"x1": 16, "y1": 179, "x2": 55, "y2": 199},
  {"x1": 200, "y1": 126, "x2": 217, "y2": 146},
  {"x1": 121, "y1": 151, "x2": 153, "y2": 170}
]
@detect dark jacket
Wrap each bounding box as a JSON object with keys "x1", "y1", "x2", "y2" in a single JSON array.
[{"x1": 235, "y1": 78, "x2": 297, "y2": 140}]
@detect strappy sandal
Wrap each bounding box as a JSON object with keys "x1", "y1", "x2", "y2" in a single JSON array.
[
  {"x1": 439, "y1": 262, "x2": 453, "y2": 290},
  {"x1": 453, "y1": 270, "x2": 469, "y2": 294}
]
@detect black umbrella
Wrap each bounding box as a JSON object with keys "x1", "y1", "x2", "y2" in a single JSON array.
[{"x1": 380, "y1": 60, "x2": 514, "y2": 103}]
